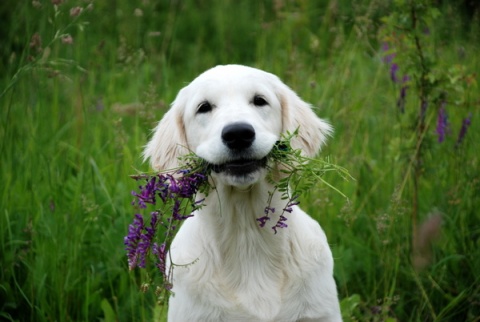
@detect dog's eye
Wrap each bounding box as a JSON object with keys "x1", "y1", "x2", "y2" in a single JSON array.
[
  {"x1": 197, "y1": 101, "x2": 212, "y2": 114},
  {"x1": 253, "y1": 95, "x2": 268, "y2": 107}
]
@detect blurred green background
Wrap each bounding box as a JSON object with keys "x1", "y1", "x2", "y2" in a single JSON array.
[{"x1": 1, "y1": 1, "x2": 479, "y2": 321}]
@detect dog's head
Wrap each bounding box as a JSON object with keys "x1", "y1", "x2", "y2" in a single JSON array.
[{"x1": 144, "y1": 65, "x2": 332, "y2": 187}]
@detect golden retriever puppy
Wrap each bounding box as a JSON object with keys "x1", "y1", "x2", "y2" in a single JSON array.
[{"x1": 144, "y1": 65, "x2": 342, "y2": 321}]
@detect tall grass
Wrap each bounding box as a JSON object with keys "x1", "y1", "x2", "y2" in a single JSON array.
[{"x1": 1, "y1": 1, "x2": 479, "y2": 321}]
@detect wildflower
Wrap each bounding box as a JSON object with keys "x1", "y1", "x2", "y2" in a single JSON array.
[
  {"x1": 396, "y1": 75, "x2": 410, "y2": 113},
  {"x1": 455, "y1": 114, "x2": 472, "y2": 148},
  {"x1": 70, "y1": 6, "x2": 83, "y2": 17},
  {"x1": 397, "y1": 86, "x2": 407, "y2": 113},
  {"x1": 381, "y1": 42, "x2": 396, "y2": 65},
  {"x1": 282, "y1": 196, "x2": 300, "y2": 213},
  {"x1": 256, "y1": 216, "x2": 271, "y2": 227},
  {"x1": 264, "y1": 206, "x2": 275, "y2": 215},
  {"x1": 132, "y1": 176, "x2": 158, "y2": 208},
  {"x1": 257, "y1": 206, "x2": 275, "y2": 227},
  {"x1": 436, "y1": 104, "x2": 449, "y2": 143},
  {"x1": 137, "y1": 211, "x2": 159, "y2": 268},
  {"x1": 380, "y1": 42, "x2": 399, "y2": 83},
  {"x1": 124, "y1": 214, "x2": 144, "y2": 270},
  {"x1": 272, "y1": 215, "x2": 288, "y2": 234},
  {"x1": 153, "y1": 242, "x2": 167, "y2": 276},
  {"x1": 124, "y1": 212, "x2": 159, "y2": 270},
  {"x1": 51, "y1": 0, "x2": 63, "y2": 5},
  {"x1": 390, "y1": 63, "x2": 399, "y2": 83},
  {"x1": 381, "y1": 42, "x2": 412, "y2": 113},
  {"x1": 126, "y1": 164, "x2": 209, "y2": 275}
]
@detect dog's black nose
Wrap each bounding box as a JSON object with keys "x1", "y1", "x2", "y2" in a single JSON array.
[{"x1": 222, "y1": 122, "x2": 255, "y2": 150}]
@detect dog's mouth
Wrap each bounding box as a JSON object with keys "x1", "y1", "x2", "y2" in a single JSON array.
[{"x1": 210, "y1": 157, "x2": 268, "y2": 176}]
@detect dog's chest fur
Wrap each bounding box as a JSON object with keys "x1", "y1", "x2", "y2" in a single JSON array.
[{"x1": 167, "y1": 182, "x2": 330, "y2": 320}]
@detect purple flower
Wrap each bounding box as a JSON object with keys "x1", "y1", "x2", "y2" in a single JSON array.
[
  {"x1": 396, "y1": 76, "x2": 410, "y2": 113},
  {"x1": 390, "y1": 63, "x2": 399, "y2": 83},
  {"x1": 264, "y1": 206, "x2": 275, "y2": 215},
  {"x1": 256, "y1": 216, "x2": 271, "y2": 227},
  {"x1": 124, "y1": 212, "x2": 160, "y2": 270},
  {"x1": 126, "y1": 165, "x2": 209, "y2": 275},
  {"x1": 272, "y1": 215, "x2": 288, "y2": 234},
  {"x1": 257, "y1": 206, "x2": 275, "y2": 227},
  {"x1": 381, "y1": 42, "x2": 399, "y2": 84},
  {"x1": 137, "y1": 212, "x2": 159, "y2": 268},
  {"x1": 436, "y1": 104, "x2": 449, "y2": 143},
  {"x1": 382, "y1": 42, "x2": 396, "y2": 65},
  {"x1": 381, "y1": 42, "x2": 412, "y2": 113},
  {"x1": 124, "y1": 214, "x2": 144, "y2": 270},
  {"x1": 132, "y1": 176, "x2": 158, "y2": 208},
  {"x1": 153, "y1": 242, "x2": 167, "y2": 276},
  {"x1": 455, "y1": 114, "x2": 472, "y2": 148},
  {"x1": 282, "y1": 196, "x2": 300, "y2": 213}
]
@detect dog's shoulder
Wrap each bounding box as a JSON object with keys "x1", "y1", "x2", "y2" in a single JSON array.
[{"x1": 286, "y1": 207, "x2": 334, "y2": 271}]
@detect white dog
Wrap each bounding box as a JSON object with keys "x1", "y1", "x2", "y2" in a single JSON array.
[{"x1": 144, "y1": 65, "x2": 342, "y2": 321}]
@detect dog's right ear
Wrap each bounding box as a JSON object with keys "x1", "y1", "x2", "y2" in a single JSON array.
[{"x1": 143, "y1": 90, "x2": 189, "y2": 172}]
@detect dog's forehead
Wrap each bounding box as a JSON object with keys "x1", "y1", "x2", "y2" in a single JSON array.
[{"x1": 190, "y1": 65, "x2": 276, "y2": 90}]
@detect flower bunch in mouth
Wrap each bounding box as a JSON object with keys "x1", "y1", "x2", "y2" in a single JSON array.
[{"x1": 124, "y1": 130, "x2": 352, "y2": 297}]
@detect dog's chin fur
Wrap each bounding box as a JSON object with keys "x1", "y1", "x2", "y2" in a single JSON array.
[{"x1": 211, "y1": 166, "x2": 267, "y2": 188}]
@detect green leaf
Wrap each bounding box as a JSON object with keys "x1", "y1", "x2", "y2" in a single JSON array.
[{"x1": 100, "y1": 298, "x2": 116, "y2": 322}]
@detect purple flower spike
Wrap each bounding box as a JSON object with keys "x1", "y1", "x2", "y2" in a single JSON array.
[
  {"x1": 436, "y1": 104, "x2": 449, "y2": 143},
  {"x1": 256, "y1": 216, "x2": 271, "y2": 227},
  {"x1": 272, "y1": 215, "x2": 288, "y2": 234},
  {"x1": 132, "y1": 176, "x2": 158, "y2": 208},
  {"x1": 396, "y1": 76, "x2": 410, "y2": 113},
  {"x1": 124, "y1": 214, "x2": 145, "y2": 270},
  {"x1": 137, "y1": 212, "x2": 159, "y2": 268},
  {"x1": 153, "y1": 242, "x2": 168, "y2": 276},
  {"x1": 264, "y1": 206, "x2": 275, "y2": 215},
  {"x1": 125, "y1": 160, "x2": 209, "y2": 288},
  {"x1": 390, "y1": 63, "x2": 399, "y2": 83},
  {"x1": 381, "y1": 42, "x2": 396, "y2": 65},
  {"x1": 455, "y1": 114, "x2": 472, "y2": 148},
  {"x1": 283, "y1": 196, "x2": 300, "y2": 213},
  {"x1": 257, "y1": 206, "x2": 275, "y2": 227}
]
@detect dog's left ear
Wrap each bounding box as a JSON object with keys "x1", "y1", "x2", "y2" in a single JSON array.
[
  {"x1": 143, "y1": 90, "x2": 189, "y2": 171},
  {"x1": 277, "y1": 82, "x2": 333, "y2": 157}
]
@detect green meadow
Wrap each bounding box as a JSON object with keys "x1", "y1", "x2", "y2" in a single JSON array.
[{"x1": 1, "y1": 1, "x2": 479, "y2": 321}]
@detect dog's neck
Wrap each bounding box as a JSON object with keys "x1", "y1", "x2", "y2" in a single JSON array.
[
  {"x1": 195, "y1": 179, "x2": 289, "y2": 318},
  {"x1": 201, "y1": 179, "x2": 286, "y2": 236},
  {"x1": 201, "y1": 179, "x2": 288, "y2": 268}
]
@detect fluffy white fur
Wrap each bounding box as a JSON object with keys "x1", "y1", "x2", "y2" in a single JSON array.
[{"x1": 144, "y1": 65, "x2": 342, "y2": 321}]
